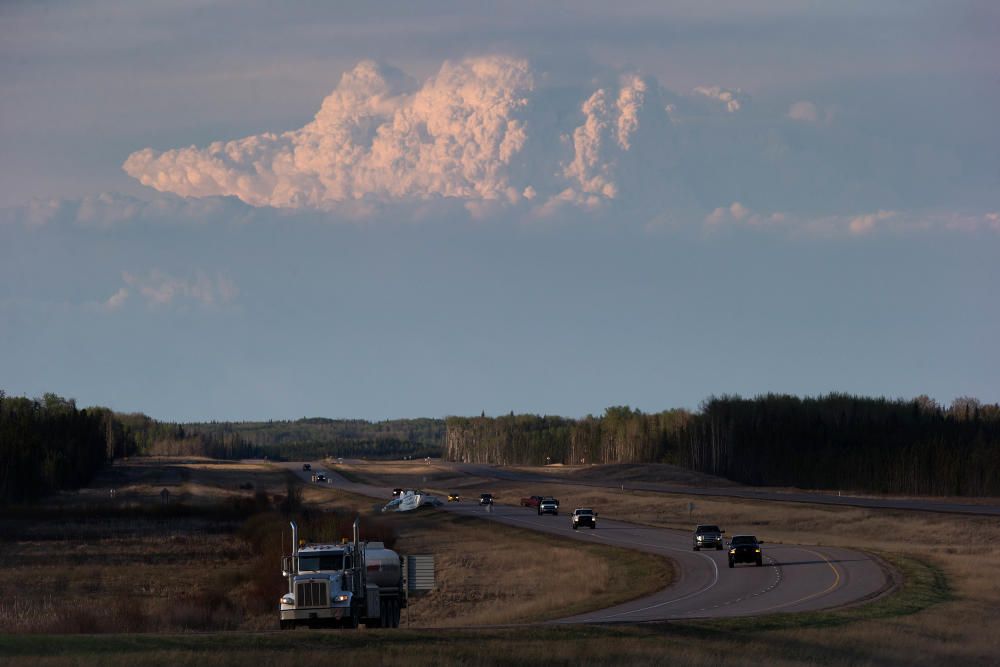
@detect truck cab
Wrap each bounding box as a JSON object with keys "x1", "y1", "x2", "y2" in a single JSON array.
[{"x1": 279, "y1": 520, "x2": 405, "y2": 630}]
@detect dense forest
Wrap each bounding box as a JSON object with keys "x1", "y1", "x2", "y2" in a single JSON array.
[
  {"x1": 446, "y1": 395, "x2": 1000, "y2": 496},
  {"x1": 175, "y1": 417, "x2": 445, "y2": 461},
  {"x1": 6, "y1": 388, "x2": 999, "y2": 502},
  {"x1": 0, "y1": 392, "x2": 134, "y2": 503},
  {"x1": 688, "y1": 394, "x2": 1000, "y2": 496},
  {"x1": 445, "y1": 407, "x2": 691, "y2": 465},
  {"x1": 1, "y1": 391, "x2": 445, "y2": 504},
  {"x1": 108, "y1": 416, "x2": 444, "y2": 461}
]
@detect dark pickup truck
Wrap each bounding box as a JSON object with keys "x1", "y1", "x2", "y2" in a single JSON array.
[{"x1": 728, "y1": 535, "x2": 764, "y2": 568}]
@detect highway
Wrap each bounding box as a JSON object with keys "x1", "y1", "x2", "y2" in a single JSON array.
[
  {"x1": 286, "y1": 463, "x2": 892, "y2": 623},
  {"x1": 450, "y1": 462, "x2": 1000, "y2": 517}
]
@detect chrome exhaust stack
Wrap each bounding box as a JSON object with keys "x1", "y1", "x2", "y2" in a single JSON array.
[{"x1": 286, "y1": 521, "x2": 299, "y2": 594}]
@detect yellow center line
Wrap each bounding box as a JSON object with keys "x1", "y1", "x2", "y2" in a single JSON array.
[{"x1": 755, "y1": 547, "x2": 841, "y2": 613}]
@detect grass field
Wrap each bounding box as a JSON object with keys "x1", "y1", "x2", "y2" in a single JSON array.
[
  {"x1": 0, "y1": 458, "x2": 670, "y2": 638},
  {"x1": 2, "y1": 458, "x2": 998, "y2": 665}
]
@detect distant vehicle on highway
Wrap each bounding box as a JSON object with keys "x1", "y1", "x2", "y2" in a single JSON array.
[
  {"x1": 393, "y1": 488, "x2": 403, "y2": 497},
  {"x1": 520, "y1": 495, "x2": 543, "y2": 508},
  {"x1": 312, "y1": 472, "x2": 327, "y2": 483},
  {"x1": 302, "y1": 463, "x2": 312, "y2": 471},
  {"x1": 693, "y1": 524, "x2": 725, "y2": 551},
  {"x1": 728, "y1": 535, "x2": 764, "y2": 568},
  {"x1": 479, "y1": 493, "x2": 494, "y2": 506},
  {"x1": 447, "y1": 493, "x2": 461, "y2": 502},
  {"x1": 571, "y1": 508, "x2": 597, "y2": 529},
  {"x1": 538, "y1": 497, "x2": 559, "y2": 516}
]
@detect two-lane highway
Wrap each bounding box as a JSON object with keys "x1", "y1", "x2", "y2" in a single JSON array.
[{"x1": 284, "y1": 463, "x2": 890, "y2": 623}]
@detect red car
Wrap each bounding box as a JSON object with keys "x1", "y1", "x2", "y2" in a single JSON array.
[{"x1": 520, "y1": 495, "x2": 543, "y2": 508}]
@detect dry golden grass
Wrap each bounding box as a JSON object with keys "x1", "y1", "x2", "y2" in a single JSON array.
[
  {"x1": 5, "y1": 458, "x2": 998, "y2": 665},
  {"x1": 331, "y1": 460, "x2": 1000, "y2": 665},
  {"x1": 0, "y1": 458, "x2": 671, "y2": 637},
  {"x1": 394, "y1": 512, "x2": 671, "y2": 627}
]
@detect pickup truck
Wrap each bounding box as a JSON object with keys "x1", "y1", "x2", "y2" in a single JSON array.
[
  {"x1": 520, "y1": 495, "x2": 543, "y2": 508},
  {"x1": 538, "y1": 497, "x2": 559, "y2": 516},
  {"x1": 571, "y1": 508, "x2": 597, "y2": 529}
]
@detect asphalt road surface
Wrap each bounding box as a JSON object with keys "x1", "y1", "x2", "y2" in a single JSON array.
[
  {"x1": 284, "y1": 463, "x2": 891, "y2": 623},
  {"x1": 447, "y1": 462, "x2": 1000, "y2": 517}
]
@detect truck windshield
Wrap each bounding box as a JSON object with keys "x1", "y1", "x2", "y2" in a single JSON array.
[{"x1": 298, "y1": 554, "x2": 344, "y2": 571}]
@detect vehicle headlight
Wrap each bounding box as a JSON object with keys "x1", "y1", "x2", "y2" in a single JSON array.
[
  {"x1": 729, "y1": 549, "x2": 736, "y2": 554},
  {"x1": 333, "y1": 594, "x2": 350, "y2": 603},
  {"x1": 280, "y1": 594, "x2": 294, "y2": 605},
  {"x1": 697, "y1": 535, "x2": 703, "y2": 541},
  {"x1": 755, "y1": 548, "x2": 761, "y2": 552}
]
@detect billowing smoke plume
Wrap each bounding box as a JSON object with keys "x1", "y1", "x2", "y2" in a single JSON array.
[{"x1": 124, "y1": 57, "x2": 679, "y2": 212}]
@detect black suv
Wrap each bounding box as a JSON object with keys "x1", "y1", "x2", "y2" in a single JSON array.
[
  {"x1": 302, "y1": 463, "x2": 311, "y2": 471},
  {"x1": 479, "y1": 493, "x2": 494, "y2": 506},
  {"x1": 727, "y1": 535, "x2": 763, "y2": 568},
  {"x1": 693, "y1": 524, "x2": 724, "y2": 550}
]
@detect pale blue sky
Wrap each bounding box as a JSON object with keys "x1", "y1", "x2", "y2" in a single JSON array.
[{"x1": 1, "y1": 2, "x2": 997, "y2": 420}]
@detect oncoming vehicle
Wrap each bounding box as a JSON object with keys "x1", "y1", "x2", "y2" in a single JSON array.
[
  {"x1": 279, "y1": 519, "x2": 406, "y2": 629},
  {"x1": 447, "y1": 493, "x2": 461, "y2": 502},
  {"x1": 302, "y1": 463, "x2": 312, "y2": 472},
  {"x1": 571, "y1": 508, "x2": 597, "y2": 529},
  {"x1": 312, "y1": 472, "x2": 328, "y2": 483},
  {"x1": 479, "y1": 493, "x2": 494, "y2": 506},
  {"x1": 693, "y1": 524, "x2": 725, "y2": 550},
  {"x1": 728, "y1": 535, "x2": 764, "y2": 568},
  {"x1": 538, "y1": 497, "x2": 559, "y2": 516}
]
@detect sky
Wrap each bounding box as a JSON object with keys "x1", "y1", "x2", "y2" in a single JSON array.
[{"x1": 1, "y1": 1, "x2": 998, "y2": 421}]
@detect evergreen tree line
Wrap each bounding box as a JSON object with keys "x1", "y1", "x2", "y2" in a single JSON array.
[
  {"x1": 445, "y1": 395, "x2": 1000, "y2": 496},
  {"x1": 687, "y1": 394, "x2": 1000, "y2": 495},
  {"x1": 263, "y1": 437, "x2": 442, "y2": 463},
  {"x1": 445, "y1": 407, "x2": 692, "y2": 465},
  {"x1": 115, "y1": 415, "x2": 445, "y2": 461},
  {"x1": 116, "y1": 413, "x2": 265, "y2": 459},
  {"x1": 179, "y1": 417, "x2": 445, "y2": 452},
  {"x1": 0, "y1": 392, "x2": 134, "y2": 503}
]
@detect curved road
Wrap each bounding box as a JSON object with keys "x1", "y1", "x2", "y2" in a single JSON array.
[{"x1": 286, "y1": 463, "x2": 890, "y2": 623}]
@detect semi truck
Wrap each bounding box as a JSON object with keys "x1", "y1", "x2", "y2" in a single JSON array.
[{"x1": 279, "y1": 518, "x2": 406, "y2": 629}]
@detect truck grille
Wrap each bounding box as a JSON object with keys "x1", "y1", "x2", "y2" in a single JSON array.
[{"x1": 296, "y1": 581, "x2": 327, "y2": 608}]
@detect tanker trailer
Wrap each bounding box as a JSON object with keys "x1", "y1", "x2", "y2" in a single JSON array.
[{"x1": 279, "y1": 518, "x2": 406, "y2": 629}]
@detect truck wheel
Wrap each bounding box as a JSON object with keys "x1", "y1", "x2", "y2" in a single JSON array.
[
  {"x1": 756, "y1": 558, "x2": 763, "y2": 567},
  {"x1": 590, "y1": 525, "x2": 595, "y2": 529},
  {"x1": 279, "y1": 619, "x2": 291, "y2": 630},
  {"x1": 572, "y1": 524, "x2": 578, "y2": 530},
  {"x1": 694, "y1": 545, "x2": 700, "y2": 551},
  {"x1": 728, "y1": 559, "x2": 734, "y2": 569}
]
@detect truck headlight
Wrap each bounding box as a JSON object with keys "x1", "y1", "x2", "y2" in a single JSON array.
[
  {"x1": 729, "y1": 549, "x2": 736, "y2": 554},
  {"x1": 755, "y1": 548, "x2": 761, "y2": 553},
  {"x1": 280, "y1": 594, "x2": 294, "y2": 605},
  {"x1": 333, "y1": 594, "x2": 350, "y2": 603}
]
